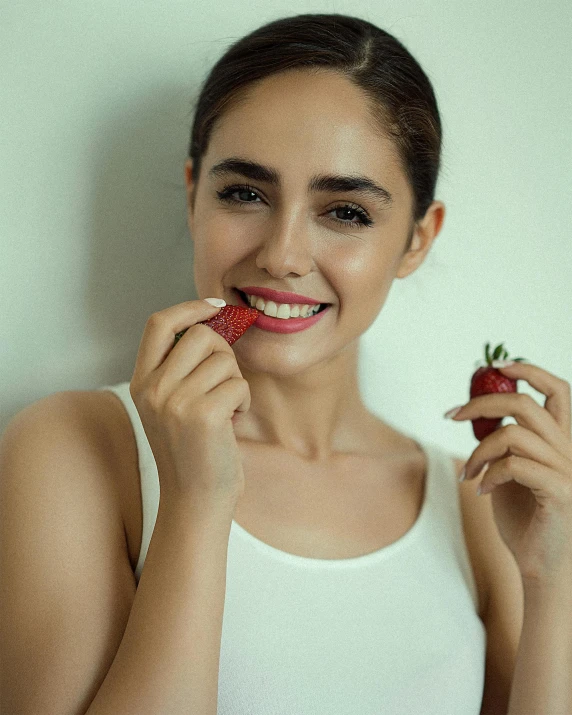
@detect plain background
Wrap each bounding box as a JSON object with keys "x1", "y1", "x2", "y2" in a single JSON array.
[{"x1": 1, "y1": 1, "x2": 571, "y2": 462}]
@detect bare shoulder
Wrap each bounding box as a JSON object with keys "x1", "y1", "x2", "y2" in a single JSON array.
[
  {"x1": 3, "y1": 390, "x2": 123, "y2": 507},
  {"x1": 2, "y1": 389, "x2": 118, "y2": 481},
  {"x1": 5, "y1": 389, "x2": 142, "y2": 571}
]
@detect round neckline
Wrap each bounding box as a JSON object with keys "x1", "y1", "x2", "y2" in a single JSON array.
[{"x1": 230, "y1": 440, "x2": 433, "y2": 568}]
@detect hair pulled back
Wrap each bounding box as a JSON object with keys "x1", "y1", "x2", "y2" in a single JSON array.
[{"x1": 189, "y1": 14, "x2": 442, "y2": 251}]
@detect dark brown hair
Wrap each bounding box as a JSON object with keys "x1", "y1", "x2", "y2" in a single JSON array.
[{"x1": 188, "y1": 13, "x2": 442, "y2": 252}]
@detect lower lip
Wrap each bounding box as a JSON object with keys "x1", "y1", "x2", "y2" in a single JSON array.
[{"x1": 235, "y1": 290, "x2": 331, "y2": 334}]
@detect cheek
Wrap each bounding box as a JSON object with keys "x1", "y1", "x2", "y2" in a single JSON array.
[
  {"x1": 192, "y1": 215, "x2": 246, "y2": 269},
  {"x1": 331, "y1": 242, "x2": 394, "y2": 295},
  {"x1": 329, "y1": 245, "x2": 396, "y2": 326}
]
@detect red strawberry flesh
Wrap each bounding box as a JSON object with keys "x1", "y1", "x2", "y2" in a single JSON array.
[
  {"x1": 470, "y1": 366, "x2": 517, "y2": 441},
  {"x1": 467, "y1": 342, "x2": 525, "y2": 440},
  {"x1": 200, "y1": 305, "x2": 259, "y2": 345},
  {"x1": 174, "y1": 304, "x2": 259, "y2": 347}
]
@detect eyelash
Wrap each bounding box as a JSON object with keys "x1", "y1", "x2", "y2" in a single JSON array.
[{"x1": 215, "y1": 183, "x2": 374, "y2": 229}]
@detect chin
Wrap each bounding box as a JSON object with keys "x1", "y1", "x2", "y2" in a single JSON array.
[{"x1": 233, "y1": 341, "x2": 323, "y2": 378}]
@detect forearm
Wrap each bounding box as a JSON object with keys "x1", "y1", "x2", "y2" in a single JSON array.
[
  {"x1": 86, "y1": 488, "x2": 237, "y2": 715},
  {"x1": 507, "y1": 576, "x2": 572, "y2": 715}
]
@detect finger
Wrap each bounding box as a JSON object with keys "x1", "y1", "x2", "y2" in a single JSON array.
[
  {"x1": 463, "y1": 423, "x2": 571, "y2": 482},
  {"x1": 133, "y1": 300, "x2": 223, "y2": 378},
  {"x1": 205, "y1": 376, "x2": 251, "y2": 422},
  {"x1": 453, "y1": 392, "x2": 570, "y2": 454},
  {"x1": 180, "y1": 350, "x2": 244, "y2": 399},
  {"x1": 497, "y1": 362, "x2": 571, "y2": 437},
  {"x1": 156, "y1": 323, "x2": 235, "y2": 389},
  {"x1": 478, "y1": 456, "x2": 570, "y2": 504}
]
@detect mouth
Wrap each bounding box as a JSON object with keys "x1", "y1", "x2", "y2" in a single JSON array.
[{"x1": 234, "y1": 288, "x2": 330, "y2": 317}]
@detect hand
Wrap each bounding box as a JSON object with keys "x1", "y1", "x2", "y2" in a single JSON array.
[
  {"x1": 451, "y1": 361, "x2": 572, "y2": 585},
  {"x1": 129, "y1": 299, "x2": 251, "y2": 502}
]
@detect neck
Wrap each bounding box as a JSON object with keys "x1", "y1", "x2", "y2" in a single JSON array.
[{"x1": 234, "y1": 340, "x2": 373, "y2": 463}]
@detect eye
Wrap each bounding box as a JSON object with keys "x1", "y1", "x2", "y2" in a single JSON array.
[
  {"x1": 216, "y1": 184, "x2": 374, "y2": 229},
  {"x1": 216, "y1": 184, "x2": 262, "y2": 204},
  {"x1": 328, "y1": 204, "x2": 373, "y2": 229}
]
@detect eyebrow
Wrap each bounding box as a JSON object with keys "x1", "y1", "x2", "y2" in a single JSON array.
[{"x1": 208, "y1": 157, "x2": 393, "y2": 207}]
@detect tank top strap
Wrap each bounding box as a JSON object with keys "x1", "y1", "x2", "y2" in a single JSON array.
[{"x1": 96, "y1": 381, "x2": 159, "y2": 581}]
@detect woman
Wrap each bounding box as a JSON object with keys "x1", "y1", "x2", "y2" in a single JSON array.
[{"x1": 2, "y1": 13, "x2": 571, "y2": 715}]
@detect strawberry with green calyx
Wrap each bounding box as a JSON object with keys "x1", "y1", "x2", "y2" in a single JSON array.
[
  {"x1": 469, "y1": 342, "x2": 526, "y2": 441},
  {"x1": 174, "y1": 304, "x2": 260, "y2": 347}
]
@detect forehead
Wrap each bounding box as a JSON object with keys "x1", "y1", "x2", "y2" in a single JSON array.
[{"x1": 206, "y1": 69, "x2": 406, "y2": 191}]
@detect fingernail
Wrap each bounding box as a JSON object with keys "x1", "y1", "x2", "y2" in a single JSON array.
[
  {"x1": 458, "y1": 468, "x2": 466, "y2": 483},
  {"x1": 444, "y1": 405, "x2": 463, "y2": 419},
  {"x1": 204, "y1": 297, "x2": 226, "y2": 307},
  {"x1": 491, "y1": 359, "x2": 515, "y2": 368}
]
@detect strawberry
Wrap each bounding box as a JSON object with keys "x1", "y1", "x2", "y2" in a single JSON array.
[
  {"x1": 174, "y1": 304, "x2": 260, "y2": 347},
  {"x1": 469, "y1": 342, "x2": 526, "y2": 441}
]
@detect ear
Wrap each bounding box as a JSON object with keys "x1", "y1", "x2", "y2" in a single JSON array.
[
  {"x1": 184, "y1": 158, "x2": 196, "y2": 238},
  {"x1": 396, "y1": 200, "x2": 446, "y2": 279}
]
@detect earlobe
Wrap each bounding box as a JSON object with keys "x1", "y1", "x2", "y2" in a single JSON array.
[
  {"x1": 395, "y1": 223, "x2": 424, "y2": 279},
  {"x1": 395, "y1": 244, "x2": 422, "y2": 279}
]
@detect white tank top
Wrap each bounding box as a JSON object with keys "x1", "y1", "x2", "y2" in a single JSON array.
[{"x1": 97, "y1": 381, "x2": 486, "y2": 714}]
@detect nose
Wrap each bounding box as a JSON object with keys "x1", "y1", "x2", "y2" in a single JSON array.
[{"x1": 254, "y1": 213, "x2": 314, "y2": 278}]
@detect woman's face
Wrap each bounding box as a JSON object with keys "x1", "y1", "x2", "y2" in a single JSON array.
[{"x1": 185, "y1": 68, "x2": 443, "y2": 375}]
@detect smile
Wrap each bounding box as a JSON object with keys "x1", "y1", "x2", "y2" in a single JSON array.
[
  {"x1": 235, "y1": 289, "x2": 331, "y2": 334},
  {"x1": 239, "y1": 290, "x2": 326, "y2": 319}
]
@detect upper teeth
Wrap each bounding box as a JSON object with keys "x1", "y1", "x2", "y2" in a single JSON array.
[{"x1": 244, "y1": 293, "x2": 322, "y2": 319}]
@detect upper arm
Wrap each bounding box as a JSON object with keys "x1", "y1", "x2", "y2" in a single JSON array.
[
  {"x1": 453, "y1": 457, "x2": 524, "y2": 715},
  {"x1": 0, "y1": 392, "x2": 137, "y2": 715}
]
